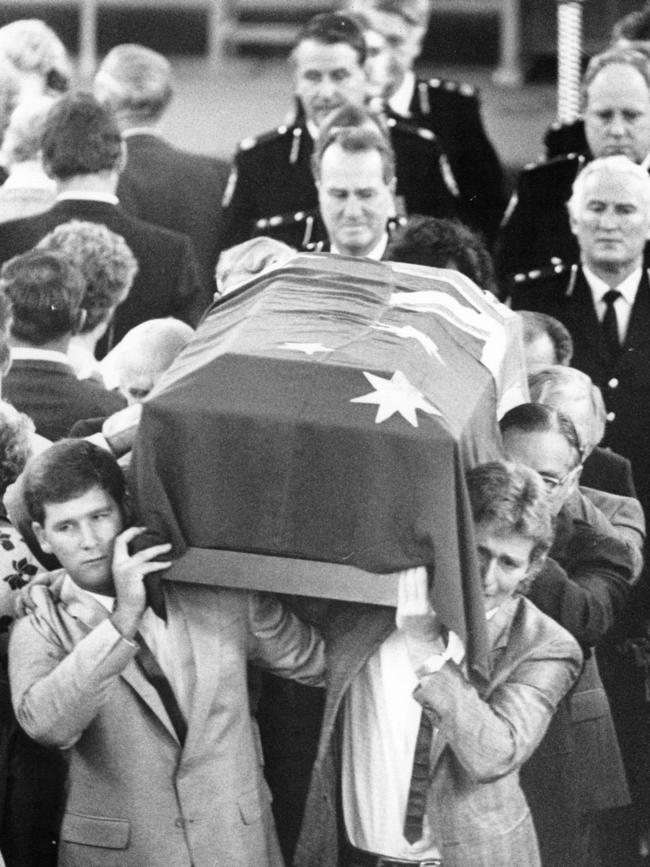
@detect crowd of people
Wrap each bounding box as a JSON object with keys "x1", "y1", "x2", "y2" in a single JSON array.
[{"x1": 0, "y1": 1, "x2": 649, "y2": 865}]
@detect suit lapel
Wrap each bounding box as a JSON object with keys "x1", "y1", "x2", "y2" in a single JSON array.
[{"x1": 564, "y1": 269, "x2": 610, "y2": 366}]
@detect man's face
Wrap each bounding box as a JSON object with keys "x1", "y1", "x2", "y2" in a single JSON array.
[
  {"x1": 292, "y1": 39, "x2": 367, "y2": 128},
  {"x1": 585, "y1": 63, "x2": 650, "y2": 162},
  {"x1": 33, "y1": 485, "x2": 123, "y2": 594},
  {"x1": 501, "y1": 428, "x2": 579, "y2": 516},
  {"x1": 361, "y1": 9, "x2": 425, "y2": 96},
  {"x1": 474, "y1": 520, "x2": 534, "y2": 613},
  {"x1": 570, "y1": 168, "x2": 650, "y2": 273},
  {"x1": 317, "y1": 142, "x2": 394, "y2": 256}
]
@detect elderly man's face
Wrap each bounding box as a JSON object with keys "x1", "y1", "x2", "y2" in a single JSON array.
[
  {"x1": 570, "y1": 167, "x2": 650, "y2": 273},
  {"x1": 585, "y1": 63, "x2": 650, "y2": 162},
  {"x1": 501, "y1": 428, "x2": 580, "y2": 516},
  {"x1": 318, "y1": 142, "x2": 394, "y2": 257},
  {"x1": 293, "y1": 39, "x2": 367, "y2": 128}
]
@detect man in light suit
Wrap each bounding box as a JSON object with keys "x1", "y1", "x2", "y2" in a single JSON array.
[
  {"x1": 295, "y1": 461, "x2": 582, "y2": 867},
  {"x1": 9, "y1": 440, "x2": 325, "y2": 867},
  {"x1": 94, "y1": 44, "x2": 230, "y2": 294},
  {"x1": 0, "y1": 92, "x2": 206, "y2": 355}
]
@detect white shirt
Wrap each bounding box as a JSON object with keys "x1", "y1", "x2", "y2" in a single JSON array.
[
  {"x1": 582, "y1": 263, "x2": 642, "y2": 345},
  {"x1": 56, "y1": 191, "x2": 119, "y2": 206},
  {"x1": 331, "y1": 233, "x2": 389, "y2": 261},
  {"x1": 85, "y1": 587, "x2": 195, "y2": 721},
  {"x1": 10, "y1": 346, "x2": 72, "y2": 367},
  {"x1": 388, "y1": 71, "x2": 417, "y2": 119}
]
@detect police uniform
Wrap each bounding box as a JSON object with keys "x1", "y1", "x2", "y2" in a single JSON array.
[
  {"x1": 495, "y1": 154, "x2": 587, "y2": 294},
  {"x1": 543, "y1": 117, "x2": 589, "y2": 161},
  {"x1": 511, "y1": 261, "x2": 650, "y2": 522},
  {"x1": 300, "y1": 215, "x2": 407, "y2": 254},
  {"x1": 387, "y1": 76, "x2": 507, "y2": 244},
  {"x1": 220, "y1": 116, "x2": 463, "y2": 251}
]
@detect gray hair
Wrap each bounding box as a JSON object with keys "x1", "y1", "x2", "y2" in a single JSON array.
[{"x1": 567, "y1": 155, "x2": 650, "y2": 218}]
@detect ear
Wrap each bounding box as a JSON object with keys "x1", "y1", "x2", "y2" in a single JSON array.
[
  {"x1": 42, "y1": 159, "x2": 55, "y2": 180},
  {"x1": 32, "y1": 521, "x2": 53, "y2": 554},
  {"x1": 72, "y1": 308, "x2": 87, "y2": 335},
  {"x1": 567, "y1": 202, "x2": 579, "y2": 237},
  {"x1": 116, "y1": 139, "x2": 128, "y2": 175}
]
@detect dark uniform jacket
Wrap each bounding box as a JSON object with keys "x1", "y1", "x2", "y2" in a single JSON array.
[
  {"x1": 220, "y1": 116, "x2": 463, "y2": 251},
  {"x1": 118, "y1": 132, "x2": 230, "y2": 292},
  {"x1": 511, "y1": 264, "x2": 650, "y2": 522},
  {"x1": 3, "y1": 358, "x2": 126, "y2": 441},
  {"x1": 0, "y1": 199, "x2": 206, "y2": 353},
  {"x1": 387, "y1": 76, "x2": 507, "y2": 244},
  {"x1": 543, "y1": 117, "x2": 589, "y2": 161}
]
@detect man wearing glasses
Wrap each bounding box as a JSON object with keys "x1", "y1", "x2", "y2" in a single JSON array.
[{"x1": 500, "y1": 402, "x2": 635, "y2": 867}]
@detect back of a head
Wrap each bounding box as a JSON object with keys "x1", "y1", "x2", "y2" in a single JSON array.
[
  {"x1": 386, "y1": 215, "x2": 497, "y2": 294},
  {"x1": 94, "y1": 43, "x2": 173, "y2": 124},
  {"x1": 612, "y1": 4, "x2": 650, "y2": 47},
  {"x1": 519, "y1": 310, "x2": 574, "y2": 367},
  {"x1": 294, "y1": 12, "x2": 367, "y2": 64},
  {"x1": 37, "y1": 220, "x2": 138, "y2": 334},
  {"x1": 0, "y1": 94, "x2": 56, "y2": 167},
  {"x1": 528, "y1": 365, "x2": 606, "y2": 455},
  {"x1": 499, "y1": 402, "x2": 583, "y2": 466},
  {"x1": 0, "y1": 249, "x2": 85, "y2": 345},
  {"x1": 0, "y1": 398, "x2": 35, "y2": 495},
  {"x1": 41, "y1": 91, "x2": 122, "y2": 180},
  {"x1": 23, "y1": 438, "x2": 125, "y2": 527},
  {"x1": 313, "y1": 103, "x2": 395, "y2": 182},
  {"x1": 0, "y1": 19, "x2": 70, "y2": 93},
  {"x1": 466, "y1": 460, "x2": 553, "y2": 570}
]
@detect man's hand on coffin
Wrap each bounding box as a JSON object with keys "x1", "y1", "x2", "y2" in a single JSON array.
[
  {"x1": 396, "y1": 566, "x2": 446, "y2": 668},
  {"x1": 110, "y1": 527, "x2": 172, "y2": 639}
]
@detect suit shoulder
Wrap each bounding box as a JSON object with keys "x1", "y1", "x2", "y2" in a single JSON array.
[
  {"x1": 120, "y1": 209, "x2": 193, "y2": 247},
  {"x1": 515, "y1": 597, "x2": 583, "y2": 660},
  {"x1": 386, "y1": 116, "x2": 438, "y2": 146},
  {"x1": 509, "y1": 260, "x2": 575, "y2": 307}
]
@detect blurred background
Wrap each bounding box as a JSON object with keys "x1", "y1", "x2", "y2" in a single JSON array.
[{"x1": 0, "y1": 0, "x2": 642, "y2": 180}]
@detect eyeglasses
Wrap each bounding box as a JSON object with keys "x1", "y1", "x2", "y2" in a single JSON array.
[{"x1": 539, "y1": 468, "x2": 576, "y2": 493}]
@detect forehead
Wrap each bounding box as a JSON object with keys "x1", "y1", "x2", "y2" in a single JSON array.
[
  {"x1": 587, "y1": 63, "x2": 650, "y2": 106},
  {"x1": 293, "y1": 39, "x2": 362, "y2": 73},
  {"x1": 473, "y1": 521, "x2": 534, "y2": 562},
  {"x1": 580, "y1": 168, "x2": 647, "y2": 205},
  {"x1": 41, "y1": 485, "x2": 116, "y2": 526},
  {"x1": 502, "y1": 427, "x2": 574, "y2": 472},
  {"x1": 320, "y1": 143, "x2": 386, "y2": 185}
]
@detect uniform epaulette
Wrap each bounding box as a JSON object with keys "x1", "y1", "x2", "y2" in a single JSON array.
[
  {"x1": 512, "y1": 257, "x2": 570, "y2": 283},
  {"x1": 386, "y1": 116, "x2": 436, "y2": 142},
  {"x1": 237, "y1": 124, "x2": 293, "y2": 152},
  {"x1": 547, "y1": 118, "x2": 584, "y2": 133},
  {"x1": 255, "y1": 209, "x2": 309, "y2": 231},
  {"x1": 522, "y1": 152, "x2": 586, "y2": 174},
  {"x1": 304, "y1": 240, "x2": 327, "y2": 253},
  {"x1": 428, "y1": 77, "x2": 477, "y2": 98}
]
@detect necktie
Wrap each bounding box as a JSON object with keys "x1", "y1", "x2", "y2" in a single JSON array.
[
  {"x1": 403, "y1": 710, "x2": 433, "y2": 844},
  {"x1": 602, "y1": 289, "x2": 622, "y2": 360},
  {"x1": 135, "y1": 633, "x2": 187, "y2": 746}
]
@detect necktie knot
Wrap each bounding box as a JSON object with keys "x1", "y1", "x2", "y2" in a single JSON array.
[{"x1": 603, "y1": 289, "x2": 622, "y2": 307}]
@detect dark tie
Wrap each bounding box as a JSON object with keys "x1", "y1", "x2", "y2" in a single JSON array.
[
  {"x1": 403, "y1": 710, "x2": 433, "y2": 844},
  {"x1": 134, "y1": 633, "x2": 187, "y2": 746},
  {"x1": 602, "y1": 289, "x2": 622, "y2": 360}
]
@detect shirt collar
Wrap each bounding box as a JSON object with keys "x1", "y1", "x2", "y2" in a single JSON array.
[
  {"x1": 84, "y1": 588, "x2": 116, "y2": 612},
  {"x1": 56, "y1": 191, "x2": 119, "y2": 206},
  {"x1": 331, "y1": 232, "x2": 388, "y2": 261},
  {"x1": 388, "y1": 71, "x2": 416, "y2": 118},
  {"x1": 121, "y1": 127, "x2": 161, "y2": 139},
  {"x1": 582, "y1": 263, "x2": 642, "y2": 307},
  {"x1": 10, "y1": 346, "x2": 72, "y2": 367}
]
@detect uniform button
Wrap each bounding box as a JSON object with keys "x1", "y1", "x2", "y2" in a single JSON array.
[
  {"x1": 608, "y1": 378, "x2": 619, "y2": 388},
  {"x1": 606, "y1": 411, "x2": 616, "y2": 422}
]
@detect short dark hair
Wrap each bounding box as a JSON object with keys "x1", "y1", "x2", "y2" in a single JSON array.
[
  {"x1": 41, "y1": 91, "x2": 122, "y2": 180},
  {"x1": 386, "y1": 215, "x2": 498, "y2": 295},
  {"x1": 23, "y1": 439, "x2": 126, "y2": 526},
  {"x1": 466, "y1": 460, "x2": 554, "y2": 581},
  {"x1": 499, "y1": 403, "x2": 583, "y2": 468},
  {"x1": 0, "y1": 249, "x2": 85, "y2": 345},
  {"x1": 293, "y1": 12, "x2": 367, "y2": 65},
  {"x1": 519, "y1": 310, "x2": 574, "y2": 366},
  {"x1": 313, "y1": 103, "x2": 395, "y2": 182},
  {"x1": 37, "y1": 221, "x2": 138, "y2": 333}
]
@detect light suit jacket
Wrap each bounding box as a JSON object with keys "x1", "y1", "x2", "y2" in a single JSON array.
[
  {"x1": 10, "y1": 573, "x2": 324, "y2": 867},
  {"x1": 294, "y1": 595, "x2": 582, "y2": 867}
]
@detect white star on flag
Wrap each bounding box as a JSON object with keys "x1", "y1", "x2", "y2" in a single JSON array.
[
  {"x1": 280, "y1": 342, "x2": 333, "y2": 356},
  {"x1": 372, "y1": 323, "x2": 446, "y2": 366},
  {"x1": 350, "y1": 370, "x2": 442, "y2": 427}
]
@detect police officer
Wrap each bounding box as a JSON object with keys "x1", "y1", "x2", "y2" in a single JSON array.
[
  {"x1": 220, "y1": 11, "x2": 462, "y2": 252},
  {"x1": 497, "y1": 48, "x2": 650, "y2": 294}
]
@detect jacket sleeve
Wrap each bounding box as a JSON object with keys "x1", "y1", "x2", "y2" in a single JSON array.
[
  {"x1": 527, "y1": 520, "x2": 634, "y2": 646},
  {"x1": 220, "y1": 152, "x2": 257, "y2": 251},
  {"x1": 247, "y1": 591, "x2": 325, "y2": 687},
  {"x1": 9, "y1": 602, "x2": 138, "y2": 749},
  {"x1": 414, "y1": 619, "x2": 582, "y2": 782}
]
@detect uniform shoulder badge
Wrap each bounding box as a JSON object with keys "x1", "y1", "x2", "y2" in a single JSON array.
[
  {"x1": 513, "y1": 258, "x2": 570, "y2": 283},
  {"x1": 428, "y1": 77, "x2": 477, "y2": 98},
  {"x1": 237, "y1": 124, "x2": 291, "y2": 153}
]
